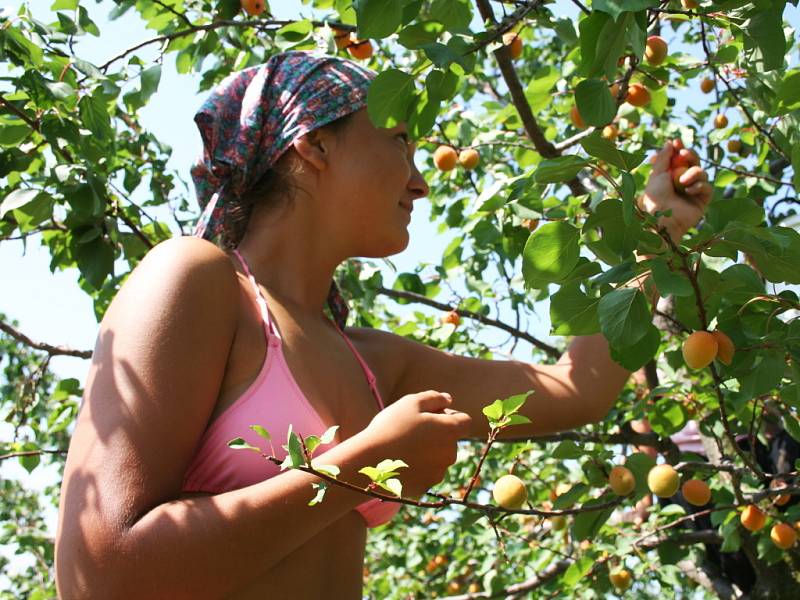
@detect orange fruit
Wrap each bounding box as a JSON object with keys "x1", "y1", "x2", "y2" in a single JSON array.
[
  {"x1": 714, "y1": 114, "x2": 729, "y2": 129},
  {"x1": 570, "y1": 105, "x2": 586, "y2": 129},
  {"x1": 647, "y1": 464, "x2": 680, "y2": 498},
  {"x1": 433, "y1": 145, "x2": 458, "y2": 171},
  {"x1": 770, "y1": 523, "x2": 797, "y2": 549},
  {"x1": 726, "y1": 139, "x2": 743, "y2": 154},
  {"x1": 681, "y1": 479, "x2": 711, "y2": 507},
  {"x1": 609, "y1": 569, "x2": 632, "y2": 591},
  {"x1": 602, "y1": 124, "x2": 619, "y2": 141},
  {"x1": 711, "y1": 330, "x2": 735, "y2": 365},
  {"x1": 608, "y1": 466, "x2": 636, "y2": 496},
  {"x1": 492, "y1": 474, "x2": 527, "y2": 510},
  {"x1": 609, "y1": 83, "x2": 620, "y2": 99},
  {"x1": 682, "y1": 331, "x2": 718, "y2": 370},
  {"x1": 502, "y1": 32, "x2": 523, "y2": 59},
  {"x1": 347, "y1": 36, "x2": 374, "y2": 60},
  {"x1": 241, "y1": 0, "x2": 266, "y2": 16},
  {"x1": 522, "y1": 218, "x2": 539, "y2": 232},
  {"x1": 740, "y1": 505, "x2": 766, "y2": 532},
  {"x1": 626, "y1": 83, "x2": 651, "y2": 107},
  {"x1": 332, "y1": 27, "x2": 351, "y2": 50},
  {"x1": 700, "y1": 77, "x2": 714, "y2": 93},
  {"x1": 441, "y1": 310, "x2": 461, "y2": 327},
  {"x1": 644, "y1": 35, "x2": 668, "y2": 66},
  {"x1": 458, "y1": 148, "x2": 480, "y2": 170},
  {"x1": 770, "y1": 480, "x2": 791, "y2": 506},
  {"x1": 682, "y1": 0, "x2": 699, "y2": 8}
]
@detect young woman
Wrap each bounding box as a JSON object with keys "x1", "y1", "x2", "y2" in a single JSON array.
[{"x1": 55, "y1": 52, "x2": 712, "y2": 598}]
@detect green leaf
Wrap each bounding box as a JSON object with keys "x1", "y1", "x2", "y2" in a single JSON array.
[
  {"x1": 425, "y1": 69, "x2": 459, "y2": 101},
  {"x1": 0, "y1": 124, "x2": 32, "y2": 147},
  {"x1": 580, "y1": 133, "x2": 646, "y2": 170},
  {"x1": 428, "y1": 0, "x2": 472, "y2": 33},
  {"x1": 366, "y1": 69, "x2": 416, "y2": 128},
  {"x1": 648, "y1": 397, "x2": 688, "y2": 437},
  {"x1": 524, "y1": 66, "x2": 560, "y2": 112},
  {"x1": 398, "y1": 22, "x2": 441, "y2": 49},
  {"x1": 320, "y1": 425, "x2": 339, "y2": 444},
  {"x1": 598, "y1": 288, "x2": 651, "y2": 347},
  {"x1": 593, "y1": 0, "x2": 659, "y2": 20},
  {"x1": 355, "y1": 0, "x2": 402, "y2": 39},
  {"x1": 533, "y1": 156, "x2": 589, "y2": 183},
  {"x1": 738, "y1": 349, "x2": 785, "y2": 397},
  {"x1": 562, "y1": 556, "x2": 593, "y2": 586},
  {"x1": 227, "y1": 437, "x2": 261, "y2": 452},
  {"x1": 1, "y1": 188, "x2": 41, "y2": 219},
  {"x1": 79, "y1": 91, "x2": 113, "y2": 140},
  {"x1": 553, "y1": 440, "x2": 583, "y2": 459},
  {"x1": 550, "y1": 283, "x2": 600, "y2": 335},
  {"x1": 383, "y1": 478, "x2": 403, "y2": 496},
  {"x1": 482, "y1": 399, "x2": 504, "y2": 421},
  {"x1": 609, "y1": 323, "x2": 660, "y2": 371},
  {"x1": 522, "y1": 221, "x2": 581, "y2": 286},
  {"x1": 375, "y1": 459, "x2": 409, "y2": 473},
  {"x1": 590, "y1": 13, "x2": 632, "y2": 80},
  {"x1": 501, "y1": 392, "x2": 529, "y2": 415},
  {"x1": 571, "y1": 496, "x2": 615, "y2": 541},
  {"x1": 744, "y1": 7, "x2": 786, "y2": 71},
  {"x1": 74, "y1": 237, "x2": 114, "y2": 289},
  {"x1": 575, "y1": 79, "x2": 616, "y2": 127},
  {"x1": 775, "y1": 70, "x2": 800, "y2": 113},
  {"x1": 308, "y1": 482, "x2": 328, "y2": 506},
  {"x1": 305, "y1": 435, "x2": 321, "y2": 454},
  {"x1": 312, "y1": 464, "x2": 341, "y2": 478},
  {"x1": 249, "y1": 425, "x2": 271, "y2": 441},
  {"x1": 649, "y1": 258, "x2": 694, "y2": 297},
  {"x1": 287, "y1": 427, "x2": 305, "y2": 466}
]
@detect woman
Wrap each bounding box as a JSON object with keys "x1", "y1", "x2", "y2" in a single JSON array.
[{"x1": 55, "y1": 51, "x2": 712, "y2": 598}]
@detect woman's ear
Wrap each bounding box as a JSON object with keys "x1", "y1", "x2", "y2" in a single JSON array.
[{"x1": 291, "y1": 129, "x2": 330, "y2": 172}]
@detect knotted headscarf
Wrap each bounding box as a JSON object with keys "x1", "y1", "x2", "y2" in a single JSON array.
[{"x1": 190, "y1": 51, "x2": 376, "y2": 329}]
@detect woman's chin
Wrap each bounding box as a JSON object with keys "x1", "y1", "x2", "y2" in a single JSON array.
[{"x1": 360, "y1": 231, "x2": 410, "y2": 258}]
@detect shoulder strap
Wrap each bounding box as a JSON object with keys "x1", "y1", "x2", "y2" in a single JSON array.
[
  {"x1": 330, "y1": 320, "x2": 385, "y2": 411},
  {"x1": 231, "y1": 248, "x2": 278, "y2": 338}
]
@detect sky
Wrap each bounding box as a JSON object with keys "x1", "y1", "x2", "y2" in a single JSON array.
[{"x1": 1, "y1": 0, "x2": 798, "y2": 586}]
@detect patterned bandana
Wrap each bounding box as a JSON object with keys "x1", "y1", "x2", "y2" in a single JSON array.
[{"x1": 190, "y1": 51, "x2": 376, "y2": 329}]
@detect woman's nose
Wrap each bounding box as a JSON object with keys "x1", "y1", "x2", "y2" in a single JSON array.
[{"x1": 408, "y1": 162, "x2": 429, "y2": 200}]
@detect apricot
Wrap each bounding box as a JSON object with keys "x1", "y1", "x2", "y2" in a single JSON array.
[
  {"x1": 347, "y1": 36, "x2": 374, "y2": 60},
  {"x1": 447, "y1": 581, "x2": 461, "y2": 594},
  {"x1": 241, "y1": 0, "x2": 266, "y2": 16},
  {"x1": 602, "y1": 124, "x2": 619, "y2": 141},
  {"x1": 522, "y1": 218, "x2": 540, "y2": 232},
  {"x1": 681, "y1": 0, "x2": 699, "y2": 8},
  {"x1": 645, "y1": 36, "x2": 668, "y2": 66},
  {"x1": 770, "y1": 523, "x2": 797, "y2": 549},
  {"x1": 441, "y1": 310, "x2": 461, "y2": 327},
  {"x1": 682, "y1": 331, "x2": 718, "y2": 370},
  {"x1": 458, "y1": 148, "x2": 480, "y2": 170},
  {"x1": 550, "y1": 515, "x2": 567, "y2": 531},
  {"x1": 609, "y1": 83, "x2": 620, "y2": 99},
  {"x1": 332, "y1": 27, "x2": 351, "y2": 50},
  {"x1": 608, "y1": 466, "x2": 636, "y2": 496},
  {"x1": 672, "y1": 166, "x2": 688, "y2": 196},
  {"x1": 770, "y1": 480, "x2": 791, "y2": 506},
  {"x1": 726, "y1": 139, "x2": 742, "y2": 154},
  {"x1": 711, "y1": 330, "x2": 735, "y2": 365},
  {"x1": 681, "y1": 479, "x2": 711, "y2": 506},
  {"x1": 714, "y1": 114, "x2": 729, "y2": 129},
  {"x1": 433, "y1": 145, "x2": 458, "y2": 171},
  {"x1": 570, "y1": 105, "x2": 586, "y2": 129},
  {"x1": 626, "y1": 83, "x2": 651, "y2": 107},
  {"x1": 740, "y1": 505, "x2": 766, "y2": 532},
  {"x1": 492, "y1": 474, "x2": 528, "y2": 510},
  {"x1": 609, "y1": 569, "x2": 632, "y2": 591},
  {"x1": 502, "y1": 32, "x2": 523, "y2": 59},
  {"x1": 647, "y1": 464, "x2": 679, "y2": 498},
  {"x1": 468, "y1": 582, "x2": 481, "y2": 593},
  {"x1": 700, "y1": 77, "x2": 714, "y2": 93}
]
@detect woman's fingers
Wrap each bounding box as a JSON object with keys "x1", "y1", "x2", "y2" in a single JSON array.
[{"x1": 686, "y1": 181, "x2": 713, "y2": 203}]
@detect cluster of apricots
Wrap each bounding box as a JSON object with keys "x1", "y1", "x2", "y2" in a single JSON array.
[
  {"x1": 433, "y1": 145, "x2": 480, "y2": 171},
  {"x1": 331, "y1": 27, "x2": 374, "y2": 60},
  {"x1": 682, "y1": 329, "x2": 735, "y2": 370},
  {"x1": 740, "y1": 505, "x2": 798, "y2": 550},
  {"x1": 609, "y1": 463, "x2": 711, "y2": 505},
  {"x1": 668, "y1": 138, "x2": 701, "y2": 195}
]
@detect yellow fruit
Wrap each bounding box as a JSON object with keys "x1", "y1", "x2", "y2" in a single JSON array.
[
  {"x1": 609, "y1": 569, "x2": 632, "y2": 591},
  {"x1": 602, "y1": 124, "x2": 619, "y2": 141},
  {"x1": 626, "y1": 83, "x2": 651, "y2": 107},
  {"x1": 740, "y1": 505, "x2": 766, "y2": 532},
  {"x1": 458, "y1": 148, "x2": 480, "y2": 170},
  {"x1": 700, "y1": 77, "x2": 714, "y2": 93},
  {"x1": 682, "y1": 0, "x2": 699, "y2": 8},
  {"x1": 681, "y1": 479, "x2": 711, "y2": 507},
  {"x1": 433, "y1": 145, "x2": 458, "y2": 171},
  {"x1": 447, "y1": 581, "x2": 461, "y2": 593},
  {"x1": 647, "y1": 464, "x2": 680, "y2": 498},
  {"x1": 714, "y1": 114, "x2": 729, "y2": 129},
  {"x1": 608, "y1": 466, "x2": 636, "y2": 496},
  {"x1": 644, "y1": 36, "x2": 668, "y2": 66},
  {"x1": 502, "y1": 32, "x2": 523, "y2": 59},
  {"x1": 550, "y1": 515, "x2": 567, "y2": 531},
  {"x1": 570, "y1": 105, "x2": 586, "y2": 129},
  {"x1": 726, "y1": 139, "x2": 743, "y2": 154},
  {"x1": 770, "y1": 523, "x2": 797, "y2": 549},
  {"x1": 682, "y1": 331, "x2": 718, "y2": 370},
  {"x1": 241, "y1": 0, "x2": 266, "y2": 16},
  {"x1": 492, "y1": 474, "x2": 528, "y2": 510},
  {"x1": 468, "y1": 582, "x2": 480, "y2": 593},
  {"x1": 711, "y1": 330, "x2": 735, "y2": 365}
]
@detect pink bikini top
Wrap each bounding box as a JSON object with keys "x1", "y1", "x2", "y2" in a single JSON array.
[{"x1": 182, "y1": 249, "x2": 401, "y2": 529}]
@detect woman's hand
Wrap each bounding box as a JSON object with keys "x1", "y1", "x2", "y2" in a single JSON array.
[{"x1": 638, "y1": 141, "x2": 713, "y2": 244}]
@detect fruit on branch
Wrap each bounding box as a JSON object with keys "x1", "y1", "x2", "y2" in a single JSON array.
[
  {"x1": 602, "y1": 124, "x2": 619, "y2": 141},
  {"x1": 681, "y1": 0, "x2": 699, "y2": 8},
  {"x1": 447, "y1": 581, "x2": 461, "y2": 594},
  {"x1": 550, "y1": 515, "x2": 567, "y2": 530},
  {"x1": 609, "y1": 569, "x2": 632, "y2": 591},
  {"x1": 727, "y1": 139, "x2": 742, "y2": 154},
  {"x1": 492, "y1": 474, "x2": 528, "y2": 510},
  {"x1": 433, "y1": 145, "x2": 458, "y2": 171},
  {"x1": 522, "y1": 218, "x2": 540, "y2": 232},
  {"x1": 770, "y1": 523, "x2": 797, "y2": 550},
  {"x1": 549, "y1": 482, "x2": 571, "y2": 502},
  {"x1": 468, "y1": 583, "x2": 481, "y2": 593},
  {"x1": 711, "y1": 330, "x2": 735, "y2": 365},
  {"x1": 441, "y1": 310, "x2": 461, "y2": 327},
  {"x1": 608, "y1": 466, "x2": 636, "y2": 496},
  {"x1": 770, "y1": 480, "x2": 791, "y2": 506},
  {"x1": 570, "y1": 105, "x2": 586, "y2": 129},
  {"x1": 700, "y1": 77, "x2": 714, "y2": 93},
  {"x1": 672, "y1": 166, "x2": 689, "y2": 195},
  {"x1": 681, "y1": 479, "x2": 711, "y2": 506},
  {"x1": 740, "y1": 505, "x2": 767, "y2": 532},
  {"x1": 609, "y1": 83, "x2": 620, "y2": 99},
  {"x1": 241, "y1": 0, "x2": 266, "y2": 16},
  {"x1": 647, "y1": 464, "x2": 680, "y2": 498},
  {"x1": 502, "y1": 32, "x2": 523, "y2": 59},
  {"x1": 347, "y1": 36, "x2": 374, "y2": 60},
  {"x1": 645, "y1": 36, "x2": 668, "y2": 66},
  {"x1": 458, "y1": 148, "x2": 480, "y2": 170},
  {"x1": 682, "y1": 331, "x2": 718, "y2": 370},
  {"x1": 332, "y1": 27, "x2": 350, "y2": 50},
  {"x1": 626, "y1": 83, "x2": 651, "y2": 107},
  {"x1": 714, "y1": 114, "x2": 729, "y2": 129},
  {"x1": 425, "y1": 554, "x2": 448, "y2": 573}
]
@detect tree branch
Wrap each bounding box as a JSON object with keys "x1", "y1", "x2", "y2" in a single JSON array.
[{"x1": 0, "y1": 319, "x2": 92, "y2": 359}]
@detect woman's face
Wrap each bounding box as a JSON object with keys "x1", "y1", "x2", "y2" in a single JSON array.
[{"x1": 319, "y1": 109, "x2": 429, "y2": 257}]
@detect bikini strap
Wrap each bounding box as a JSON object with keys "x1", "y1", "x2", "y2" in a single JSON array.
[
  {"x1": 330, "y1": 320, "x2": 386, "y2": 411},
  {"x1": 231, "y1": 248, "x2": 279, "y2": 340}
]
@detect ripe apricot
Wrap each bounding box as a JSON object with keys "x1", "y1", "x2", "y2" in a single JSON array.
[
  {"x1": 492, "y1": 474, "x2": 528, "y2": 510},
  {"x1": 433, "y1": 145, "x2": 458, "y2": 171},
  {"x1": 645, "y1": 36, "x2": 668, "y2": 66},
  {"x1": 602, "y1": 124, "x2": 619, "y2": 141},
  {"x1": 502, "y1": 32, "x2": 523, "y2": 59},
  {"x1": 770, "y1": 480, "x2": 791, "y2": 506},
  {"x1": 711, "y1": 330, "x2": 735, "y2": 365},
  {"x1": 609, "y1": 569, "x2": 632, "y2": 591},
  {"x1": 447, "y1": 581, "x2": 461, "y2": 594},
  {"x1": 681, "y1": 479, "x2": 711, "y2": 506},
  {"x1": 608, "y1": 466, "x2": 636, "y2": 496},
  {"x1": 570, "y1": 105, "x2": 586, "y2": 129},
  {"x1": 550, "y1": 515, "x2": 567, "y2": 531},
  {"x1": 609, "y1": 83, "x2": 620, "y2": 99},
  {"x1": 442, "y1": 310, "x2": 461, "y2": 327},
  {"x1": 522, "y1": 218, "x2": 540, "y2": 232},
  {"x1": 332, "y1": 27, "x2": 351, "y2": 50},
  {"x1": 626, "y1": 83, "x2": 651, "y2": 107},
  {"x1": 726, "y1": 139, "x2": 742, "y2": 154},
  {"x1": 682, "y1": 331, "x2": 718, "y2": 370},
  {"x1": 468, "y1": 583, "x2": 481, "y2": 593},
  {"x1": 682, "y1": 0, "x2": 699, "y2": 8},
  {"x1": 740, "y1": 505, "x2": 766, "y2": 532},
  {"x1": 714, "y1": 114, "x2": 729, "y2": 129},
  {"x1": 647, "y1": 464, "x2": 680, "y2": 498},
  {"x1": 347, "y1": 36, "x2": 373, "y2": 60},
  {"x1": 770, "y1": 523, "x2": 797, "y2": 549},
  {"x1": 458, "y1": 148, "x2": 480, "y2": 170},
  {"x1": 672, "y1": 166, "x2": 688, "y2": 196},
  {"x1": 241, "y1": 0, "x2": 266, "y2": 16},
  {"x1": 700, "y1": 77, "x2": 714, "y2": 93}
]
